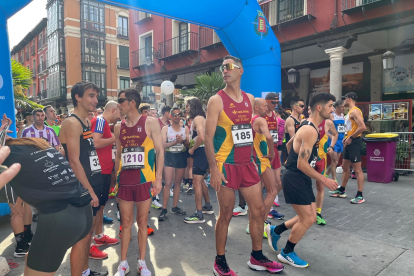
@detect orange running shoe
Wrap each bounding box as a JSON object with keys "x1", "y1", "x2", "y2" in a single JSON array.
[
  {"x1": 94, "y1": 234, "x2": 119, "y2": 245},
  {"x1": 147, "y1": 225, "x2": 154, "y2": 236},
  {"x1": 89, "y1": 245, "x2": 108, "y2": 259}
]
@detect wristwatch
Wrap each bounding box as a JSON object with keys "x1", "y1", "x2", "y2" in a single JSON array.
[
  {"x1": 349, "y1": 136, "x2": 354, "y2": 140},
  {"x1": 329, "y1": 146, "x2": 334, "y2": 150}
]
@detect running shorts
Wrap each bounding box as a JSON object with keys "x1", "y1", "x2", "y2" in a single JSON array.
[
  {"x1": 165, "y1": 151, "x2": 188, "y2": 169},
  {"x1": 314, "y1": 157, "x2": 326, "y2": 175},
  {"x1": 117, "y1": 182, "x2": 152, "y2": 202},
  {"x1": 271, "y1": 149, "x2": 281, "y2": 170},
  {"x1": 0, "y1": 184, "x2": 18, "y2": 204},
  {"x1": 282, "y1": 169, "x2": 315, "y2": 205},
  {"x1": 91, "y1": 184, "x2": 102, "y2": 216},
  {"x1": 327, "y1": 138, "x2": 344, "y2": 153},
  {"x1": 217, "y1": 162, "x2": 260, "y2": 190},
  {"x1": 277, "y1": 145, "x2": 283, "y2": 151},
  {"x1": 100, "y1": 174, "x2": 112, "y2": 207},
  {"x1": 257, "y1": 162, "x2": 271, "y2": 175},
  {"x1": 192, "y1": 148, "x2": 209, "y2": 175},
  {"x1": 343, "y1": 137, "x2": 362, "y2": 163},
  {"x1": 27, "y1": 203, "x2": 93, "y2": 272}
]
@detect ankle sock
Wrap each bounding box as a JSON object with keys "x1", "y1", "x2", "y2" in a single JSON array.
[
  {"x1": 274, "y1": 222, "x2": 287, "y2": 235},
  {"x1": 356, "y1": 191, "x2": 363, "y2": 197},
  {"x1": 15, "y1": 232, "x2": 26, "y2": 248},
  {"x1": 204, "y1": 202, "x2": 211, "y2": 208},
  {"x1": 197, "y1": 210, "x2": 203, "y2": 218},
  {"x1": 251, "y1": 249, "x2": 265, "y2": 261},
  {"x1": 82, "y1": 269, "x2": 90, "y2": 276},
  {"x1": 215, "y1": 255, "x2": 227, "y2": 266},
  {"x1": 284, "y1": 240, "x2": 296, "y2": 254},
  {"x1": 338, "y1": 186, "x2": 345, "y2": 192},
  {"x1": 189, "y1": 178, "x2": 193, "y2": 186},
  {"x1": 316, "y1": 208, "x2": 322, "y2": 214}
]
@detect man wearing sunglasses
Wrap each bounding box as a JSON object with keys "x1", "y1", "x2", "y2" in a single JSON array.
[
  {"x1": 284, "y1": 99, "x2": 305, "y2": 143},
  {"x1": 330, "y1": 92, "x2": 366, "y2": 204},
  {"x1": 205, "y1": 55, "x2": 282, "y2": 275}
]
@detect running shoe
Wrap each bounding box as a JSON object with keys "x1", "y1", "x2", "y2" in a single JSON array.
[
  {"x1": 265, "y1": 225, "x2": 281, "y2": 252},
  {"x1": 316, "y1": 213, "x2": 326, "y2": 226},
  {"x1": 89, "y1": 271, "x2": 109, "y2": 276},
  {"x1": 213, "y1": 259, "x2": 237, "y2": 276},
  {"x1": 147, "y1": 225, "x2": 154, "y2": 236},
  {"x1": 117, "y1": 210, "x2": 120, "y2": 221},
  {"x1": 108, "y1": 188, "x2": 115, "y2": 199},
  {"x1": 159, "y1": 209, "x2": 168, "y2": 221},
  {"x1": 233, "y1": 205, "x2": 248, "y2": 216},
  {"x1": 119, "y1": 226, "x2": 122, "y2": 238},
  {"x1": 183, "y1": 183, "x2": 189, "y2": 190},
  {"x1": 94, "y1": 234, "x2": 119, "y2": 245},
  {"x1": 114, "y1": 262, "x2": 129, "y2": 276},
  {"x1": 14, "y1": 245, "x2": 29, "y2": 258},
  {"x1": 350, "y1": 196, "x2": 365, "y2": 204},
  {"x1": 277, "y1": 249, "x2": 308, "y2": 268},
  {"x1": 268, "y1": 210, "x2": 285, "y2": 220},
  {"x1": 186, "y1": 187, "x2": 193, "y2": 195},
  {"x1": 171, "y1": 206, "x2": 186, "y2": 215},
  {"x1": 351, "y1": 171, "x2": 357, "y2": 179},
  {"x1": 138, "y1": 259, "x2": 151, "y2": 276},
  {"x1": 103, "y1": 215, "x2": 113, "y2": 224},
  {"x1": 184, "y1": 213, "x2": 205, "y2": 224},
  {"x1": 32, "y1": 214, "x2": 38, "y2": 222},
  {"x1": 151, "y1": 199, "x2": 163, "y2": 209},
  {"x1": 169, "y1": 189, "x2": 174, "y2": 197},
  {"x1": 329, "y1": 189, "x2": 347, "y2": 198},
  {"x1": 246, "y1": 222, "x2": 250, "y2": 234},
  {"x1": 263, "y1": 222, "x2": 269, "y2": 239},
  {"x1": 202, "y1": 205, "x2": 214, "y2": 215},
  {"x1": 247, "y1": 255, "x2": 284, "y2": 273},
  {"x1": 273, "y1": 195, "x2": 280, "y2": 207},
  {"x1": 89, "y1": 245, "x2": 108, "y2": 259}
]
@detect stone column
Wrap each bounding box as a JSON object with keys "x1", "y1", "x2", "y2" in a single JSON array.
[
  {"x1": 166, "y1": 93, "x2": 174, "y2": 107},
  {"x1": 298, "y1": 68, "x2": 311, "y2": 101},
  {"x1": 368, "y1": 54, "x2": 383, "y2": 102},
  {"x1": 325, "y1": 46, "x2": 347, "y2": 101}
]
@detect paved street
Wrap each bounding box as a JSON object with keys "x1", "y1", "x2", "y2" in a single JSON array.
[{"x1": 1, "y1": 172, "x2": 413, "y2": 276}]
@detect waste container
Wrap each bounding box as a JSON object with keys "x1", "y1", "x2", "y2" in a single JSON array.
[{"x1": 363, "y1": 133, "x2": 399, "y2": 183}]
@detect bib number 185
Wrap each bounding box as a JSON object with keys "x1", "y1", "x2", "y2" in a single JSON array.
[{"x1": 231, "y1": 124, "x2": 253, "y2": 148}]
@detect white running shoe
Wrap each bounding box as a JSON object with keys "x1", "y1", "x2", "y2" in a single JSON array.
[
  {"x1": 116, "y1": 211, "x2": 120, "y2": 221},
  {"x1": 274, "y1": 195, "x2": 280, "y2": 207},
  {"x1": 151, "y1": 200, "x2": 163, "y2": 209},
  {"x1": 169, "y1": 189, "x2": 173, "y2": 197},
  {"x1": 138, "y1": 259, "x2": 151, "y2": 276},
  {"x1": 115, "y1": 261, "x2": 129, "y2": 276},
  {"x1": 233, "y1": 205, "x2": 248, "y2": 216}
]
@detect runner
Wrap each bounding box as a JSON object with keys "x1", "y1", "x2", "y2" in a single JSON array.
[
  {"x1": 158, "y1": 106, "x2": 171, "y2": 127},
  {"x1": 205, "y1": 55, "x2": 283, "y2": 275},
  {"x1": 139, "y1": 103, "x2": 150, "y2": 116},
  {"x1": 43, "y1": 105, "x2": 61, "y2": 136},
  {"x1": 284, "y1": 99, "x2": 305, "y2": 143},
  {"x1": 183, "y1": 117, "x2": 193, "y2": 195},
  {"x1": 183, "y1": 97, "x2": 213, "y2": 224},
  {"x1": 273, "y1": 108, "x2": 285, "y2": 207},
  {"x1": 16, "y1": 112, "x2": 33, "y2": 138},
  {"x1": 113, "y1": 88, "x2": 163, "y2": 276},
  {"x1": 159, "y1": 108, "x2": 189, "y2": 221},
  {"x1": 60, "y1": 81, "x2": 108, "y2": 276},
  {"x1": 265, "y1": 92, "x2": 338, "y2": 268},
  {"x1": 330, "y1": 92, "x2": 367, "y2": 204},
  {"x1": 150, "y1": 108, "x2": 157, "y2": 118},
  {"x1": 90, "y1": 101, "x2": 120, "y2": 246},
  {"x1": 327, "y1": 100, "x2": 345, "y2": 182}
]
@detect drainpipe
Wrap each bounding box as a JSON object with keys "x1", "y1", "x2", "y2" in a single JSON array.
[{"x1": 330, "y1": 0, "x2": 338, "y2": 29}]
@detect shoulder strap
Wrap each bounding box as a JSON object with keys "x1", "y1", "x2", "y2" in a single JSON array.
[{"x1": 70, "y1": 114, "x2": 88, "y2": 128}]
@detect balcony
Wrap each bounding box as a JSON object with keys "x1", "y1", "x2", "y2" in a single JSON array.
[
  {"x1": 38, "y1": 37, "x2": 46, "y2": 51},
  {"x1": 134, "y1": 11, "x2": 152, "y2": 24},
  {"x1": 132, "y1": 47, "x2": 157, "y2": 69},
  {"x1": 32, "y1": 68, "x2": 36, "y2": 79},
  {"x1": 82, "y1": 21, "x2": 105, "y2": 33},
  {"x1": 31, "y1": 45, "x2": 35, "y2": 56},
  {"x1": 272, "y1": 0, "x2": 316, "y2": 28},
  {"x1": 260, "y1": 0, "x2": 278, "y2": 26},
  {"x1": 117, "y1": 57, "x2": 129, "y2": 69},
  {"x1": 199, "y1": 28, "x2": 222, "y2": 50},
  {"x1": 37, "y1": 60, "x2": 48, "y2": 75},
  {"x1": 25, "y1": 51, "x2": 29, "y2": 61},
  {"x1": 342, "y1": 0, "x2": 401, "y2": 14},
  {"x1": 41, "y1": 90, "x2": 48, "y2": 99},
  {"x1": 158, "y1": 32, "x2": 199, "y2": 60},
  {"x1": 117, "y1": 27, "x2": 129, "y2": 39}
]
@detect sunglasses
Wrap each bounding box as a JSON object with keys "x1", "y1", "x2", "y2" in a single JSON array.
[
  {"x1": 296, "y1": 104, "x2": 305, "y2": 108},
  {"x1": 97, "y1": 112, "x2": 103, "y2": 114},
  {"x1": 118, "y1": 98, "x2": 131, "y2": 104},
  {"x1": 219, "y1": 63, "x2": 241, "y2": 72},
  {"x1": 341, "y1": 96, "x2": 348, "y2": 101},
  {"x1": 171, "y1": 113, "x2": 181, "y2": 117},
  {"x1": 266, "y1": 100, "x2": 279, "y2": 105}
]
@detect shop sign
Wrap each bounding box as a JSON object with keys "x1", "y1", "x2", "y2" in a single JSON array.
[
  {"x1": 383, "y1": 53, "x2": 414, "y2": 94},
  {"x1": 369, "y1": 102, "x2": 408, "y2": 121}
]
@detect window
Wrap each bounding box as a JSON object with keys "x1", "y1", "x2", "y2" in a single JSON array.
[
  {"x1": 83, "y1": 65, "x2": 106, "y2": 97},
  {"x1": 40, "y1": 79, "x2": 45, "y2": 91},
  {"x1": 47, "y1": 64, "x2": 66, "y2": 99},
  {"x1": 81, "y1": 0, "x2": 105, "y2": 33},
  {"x1": 40, "y1": 55, "x2": 44, "y2": 71},
  {"x1": 39, "y1": 33, "x2": 43, "y2": 49},
  {"x1": 142, "y1": 85, "x2": 152, "y2": 99},
  {"x1": 118, "y1": 46, "x2": 129, "y2": 69},
  {"x1": 119, "y1": 77, "x2": 130, "y2": 90},
  {"x1": 25, "y1": 46, "x2": 29, "y2": 60},
  {"x1": 20, "y1": 50, "x2": 24, "y2": 63},
  {"x1": 278, "y1": 0, "x2": 304, "y2": 23},
  {"x1": 82, "y1": 33, "x2": 105, "y2": 65},
  {"x1": 47, "y1": 0, "x2": 64, "y2": 35},
  {"x1": 118, "y1": 16, "x2": 128, "y2": 38},
  {"x1": 179, "y1": 22, "x2": 188, "y2": 52},
  {"x1": 33, "y1": 83, "x2": 36, "y2": 96}
]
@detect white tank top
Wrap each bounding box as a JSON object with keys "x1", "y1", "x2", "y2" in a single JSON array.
[{"x1": 166, "y1": 125, "x2": 186, "y2": 152}]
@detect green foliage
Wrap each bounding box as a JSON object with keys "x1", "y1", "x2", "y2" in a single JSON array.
[
  {"x1": 180, "y1": 72, "x2": 225, "y2": 104},
  {"x1": 12, "y1": 59, "x2": 32, "y2": 89},
  {"x1": 396, "y1": 141, "x2": 410, "y2": 164}
]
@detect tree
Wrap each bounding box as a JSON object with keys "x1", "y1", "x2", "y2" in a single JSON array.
[
  {"x1": 180, "y1": 72, "x2": 225, "y2": 104},
  {"x1": 11, "y1": 59, "x2": 43, "y2": 109}
]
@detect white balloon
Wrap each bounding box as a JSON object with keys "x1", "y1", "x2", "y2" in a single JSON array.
[{"x1": 161, "y1": 81, "x2": 174, "y2": 95}]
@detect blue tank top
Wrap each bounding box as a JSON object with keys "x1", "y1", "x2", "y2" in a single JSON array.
[{"x1": 332, "y1": 112, "x2": 345, "y2": 140}]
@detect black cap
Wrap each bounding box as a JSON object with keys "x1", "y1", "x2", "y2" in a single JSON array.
[
  {"x1": 343, "y1": 92, "x2": 358, "y2": 101},
  {"x1": 265, "y1": 92, "x2": 279, "y2": 101}
]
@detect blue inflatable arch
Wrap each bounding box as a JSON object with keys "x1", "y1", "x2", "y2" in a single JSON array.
[{"x1": 0, "y1": 0, "x2": 281, "y2": 137}]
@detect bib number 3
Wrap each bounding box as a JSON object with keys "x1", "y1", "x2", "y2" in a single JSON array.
[
  {"x1": 231, "y1": 124, "x2": 253, "y2": 147},
  {"x1": 89, "y1": 150, "x2": 102, "y2": 175},
  {"x1": 121, "y1": 146, "x2": 145, "y2": 170}
]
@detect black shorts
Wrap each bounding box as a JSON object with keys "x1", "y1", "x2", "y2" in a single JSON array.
[
  {"x1": 27, "y1": 203, "x2": 93, "y2": 273},
  {"x1": 282, "y1": 169, "x2": 315, "y2": 205},
  {"x1": 0, "y1": 184, "x2": 18, "y2": 204},
  {"x1": 91, "y1": 184, "x2": 102, "y2": 216},
  {"x1": 192, "y1": 148, "x2": 209, "y2": 175},
  {"x1": 100, "y1": 174, "x2": 112, "y2": 207},
  {"x1": 343, "y1": 137, "x2": 362, "y2": 163},
  {"x1": 165, "y1": 151, "x2": 188, "y2": 169},
  {"x1": 277, "y1": 145, "x2": 283, "y2": 151}
]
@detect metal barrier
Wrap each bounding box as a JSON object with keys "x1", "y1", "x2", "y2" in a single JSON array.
[{"x1": 390, "y1": 132, "x2": 414, "y2": 172}]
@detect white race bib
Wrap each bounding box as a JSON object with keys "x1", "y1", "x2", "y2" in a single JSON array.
[
  {"x1": 121, "y1": 146, "x2": 145, "y2": 170},
  {"x1": 270, "y1": 130, "x2": 279, "y2": 143},
  {"x1": 111, "y1": 144, "x2": 116, "y2": 162},
  {"x1": 89, "y1": 150, "x2": 101, "y2": 175},
  {"x1": 337, "y1": 124, "x2": 345, "y2": 134},
  {"x1": 231, "y1": 124, "x2": 253, "y2": 147}
]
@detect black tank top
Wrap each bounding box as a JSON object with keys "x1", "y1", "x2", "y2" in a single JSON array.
[
  {"x1": 62, "y1": 114, "x2": 101, "y2": 186},
  {"x1": 190, "y1": 117, "x2": 205, "y2": 155},
  {"x1": 285, "y1": 121, "x2": 319, "y2": 177},
  {"x1": 285, "y1": 115, "x2": 301, "y2": 142}
]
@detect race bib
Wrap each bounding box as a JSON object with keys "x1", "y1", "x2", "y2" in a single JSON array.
[
  {"x1": 121, "y1": 146, "x2": 145, "y2": 170},
  {"x1": 310, "y1": 157, "x2": 317, "y2": 168},
  {"x1": 89, "y1": 150, "x2": 102, "y2": 175},
  {"x1": 111, "y1": 144, "x2": 116, "y2": 162},
  {"x1": 168, "y1": 136, "x2": 185, "y2": 153},
  {"x1": 270, "y1": 130, "x2": 279, "y2": 143},
  {"x1": 337, "y1": 124, "x2": 345, "y2": 134},
  {"x1": 231, "y1": 124, "x2": 253, "y2": 147}
]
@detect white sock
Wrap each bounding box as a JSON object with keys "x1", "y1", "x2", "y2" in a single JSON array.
[
  {"x1": 82, "y1": 268, "x2": 90, "y2": 276},
  {"x1": 120, "y1": 260, "x2": 128, "y2": 268},
  {"x1": 95, "y1": 233, "x2": 103, "y2": 239}
]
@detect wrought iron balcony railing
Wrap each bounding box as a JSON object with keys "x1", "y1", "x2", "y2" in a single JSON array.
[
  {"x1": 158, "y1": 32, "x2": 199, "y2": 60},
  {"x1": 37, "y1": 60, "x2": 48, "y2": 74},
  {"x1": 342, "y1": 0, "x2": 399, "y2": 14},
  {"x1": 132, "y1": 47, "x2": 157, "y2": 69},
  {"x1": 199, "y1": 28, "x2": 221, "y2": 49}
]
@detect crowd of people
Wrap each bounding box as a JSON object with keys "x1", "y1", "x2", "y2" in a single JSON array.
[{"x1": 0, "y1": 55, "x2": 367, "y2": 276}]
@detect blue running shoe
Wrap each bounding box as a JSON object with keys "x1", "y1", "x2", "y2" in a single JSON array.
[
  {"x1": 103, "y1": 215, "x2": 113, "y2": 224},
  {"x1": 277, "y1": 249, "x2": 308, "y2": 268},
  {"x1": 265, "y1": 225, "x2": 280, "y2": 252},
  {"x1": 267, "y1": 210, "x2": 285, "y2": 220}
]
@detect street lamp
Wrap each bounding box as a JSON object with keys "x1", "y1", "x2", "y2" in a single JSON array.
[
  {"x1": 287, "y1": 50, "x2": 297, "y2": 84},
  {"x1": 382, "y1": 29, "x2": 395, "y2": 71}
]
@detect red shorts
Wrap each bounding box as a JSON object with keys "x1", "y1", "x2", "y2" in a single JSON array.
[
  {"x1": 271, "y1": 149, "x2": 281, "y2": 170},
  {"x1": 117, "y1": 182, "x2": 152, "y2": 202},
  {"x1": 314, "y1": 158, "x2": 326, "y2": 175},
  {"x1": 217, "y1": 163, "x2": 260, "y2": 191}
]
